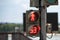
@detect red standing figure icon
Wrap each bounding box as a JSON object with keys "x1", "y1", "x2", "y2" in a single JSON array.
[{"x1": 30, "y1": 12, "x2": 36, "y2": 22}]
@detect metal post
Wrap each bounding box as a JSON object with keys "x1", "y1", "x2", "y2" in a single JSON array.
[{"x1": 39, "y1": 0, "x2": 46, "y2": 40}]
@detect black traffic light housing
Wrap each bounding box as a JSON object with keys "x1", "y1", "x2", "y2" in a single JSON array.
[
  {"x1": 47, "y1": 13, "x2": 58, "y2": 31},
  {"x1": 30, "y1": 0, "x2": 39, "y2": 8},
  {"x1": 23, "y1": 13, "x2": 26, "y2": 32},
  {"x1": 25, "y1": 10, "x2": 41, "y2": 37}
]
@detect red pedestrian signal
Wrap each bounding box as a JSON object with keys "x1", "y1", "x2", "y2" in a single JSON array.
[
  {"x1": 30, "y1": 12, "x2": 35, "y2": 22},
  {"x1": 26, "y1": 10, "x2": 40, "y2": 37},
  {"x1": 29, "y1": 11, "x2": 39, "y2": 22}
]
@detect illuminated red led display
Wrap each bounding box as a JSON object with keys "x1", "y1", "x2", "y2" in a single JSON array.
[
  {"x1": 29, "y1": 11, "x2": 39, "y2": 22},
  {"x1": 29, "y1": 25, "x2": 41, "y2": 35}
]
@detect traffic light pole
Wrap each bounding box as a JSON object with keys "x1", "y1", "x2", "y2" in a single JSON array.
[
  {"x1": 39, "y1": 0, "x2": 46, "y2": 40},
  {"x1": 40, "y1": 6, "x2": 47, "y2": 40}
]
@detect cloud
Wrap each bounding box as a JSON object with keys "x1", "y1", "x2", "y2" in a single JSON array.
[
  {"x1": 11, "y1": 0, "x2": 22, "y2": 5},
  {"x1": 0, "y1": 0, "x2": 60, "y2": 23}
]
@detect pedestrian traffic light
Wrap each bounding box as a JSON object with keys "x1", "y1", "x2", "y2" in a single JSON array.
[
  {"x1": 45, "y1": 0, "x2": 58, "y2": 6},
  {"x1": 29, "y1": 11, "x2": 39, "y2": 22},
  {"x1": 26, "y1": 10, "x2": 41, "y2": 37}
]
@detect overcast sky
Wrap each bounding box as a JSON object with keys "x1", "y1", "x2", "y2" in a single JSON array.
[{"x1": 0, "y1": 0, "x2": 60, "y2": 24}]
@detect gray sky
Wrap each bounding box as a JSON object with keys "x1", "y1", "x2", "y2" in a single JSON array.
[{"x1": 0, "y1": 0, "x2": 60, "y2": 24}]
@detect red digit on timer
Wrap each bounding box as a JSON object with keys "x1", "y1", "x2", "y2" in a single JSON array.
[
  {"x1": 33, "y1": 27, "x2": 37, "y2": 34},
  {"x1": 29, "y1": 26, "x2": 38, "y2": 35}
]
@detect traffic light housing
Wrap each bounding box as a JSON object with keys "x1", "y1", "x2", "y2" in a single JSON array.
[
  {"x1": 45, "y1": 0, "x2": 58, "y2": 6},
  {"x1": 30, "y1": 0, "x2": 58, "y2": 8},
  {"x1": 26, "y1": 10, "x2": 41, "y2": 37},
  {"x1": 47, "y1": 13, "x2": 58, "y2": 31},
  {"x1": 30, "y1": 0, "x2": 39, "y2": 8},
  {"x1": 23, "y1": 13, "x2": 26, "y2": 32}
]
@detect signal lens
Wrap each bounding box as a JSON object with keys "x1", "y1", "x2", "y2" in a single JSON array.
[
  {"x1": 29, "y1": 25, "x2": 41, "y2": 35},
  {"x1": 29, "y1": 11, "x2": 39, "y2": 22}
]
